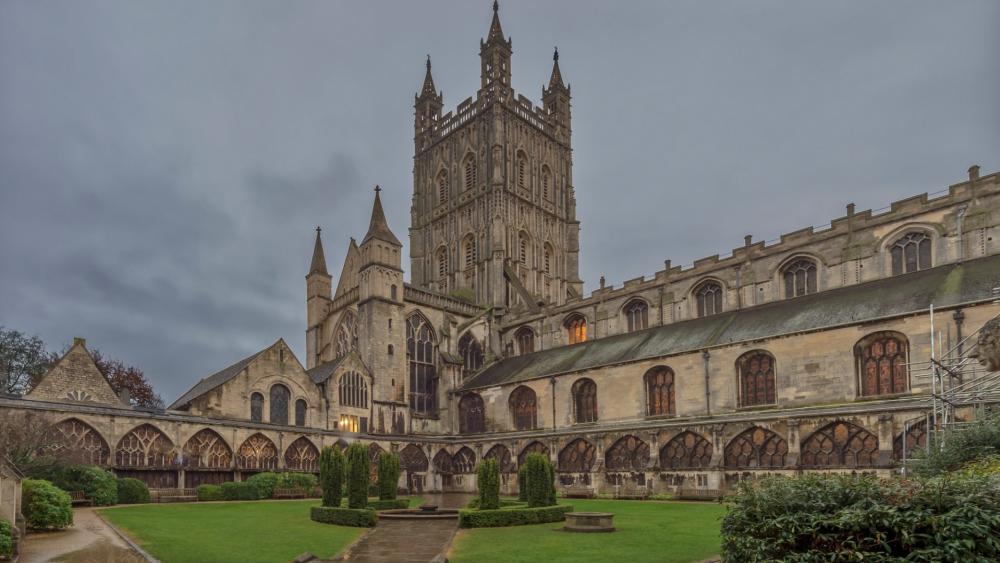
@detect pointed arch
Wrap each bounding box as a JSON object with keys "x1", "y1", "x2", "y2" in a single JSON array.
[
  {"x1": 407, "y1": 312, "x2": 438, "y2": 414},
  {"x1": 250, "y1": 392, "x2": 264, "y2": 423},
  {"x1": 509, "y1": 385, "x2": 538, "y2": 431},
  {"x1": 855, "y1": 331, "x2": 909, "y2": 396},
  {"x1": 558, "y1": 438, "x2": 596, "y2": 472},
  {"x1": 724, "y1": 427, "x2": 787, "y2": 469},
  {"x1": 543, "y1": 242, "x2": 554, "y2": 277},
  {"x1": 660, "y1": 431, "x2": 713, "y2": 469},
  {"x1": 182, "y1": 428, "x2": 232, "y2": 469},
  {"x1": 485, "y1": 444, "x2": 515, "y2": 473},
  {"x1": 462, "y1": 233, "x2": 477, "y2": 269},
  {"x1": 269, "y1": 384, "x2": 290, "y2": 425},
  {"x1": 541, "y1": 165, "x2": 552, "y2": 200},
  {"x1": 516, "y1": 149, "x2": 528, "y2": 190},
  {"x1": 339, "y1": 371, "x2": 368, "y2": 408},
  {"x1": 436, "y1": 168, "x2": 449, "y2": 204},
  {"x1": 693, "y1": 279, "x2": 724, "y2": 318},
  {"x1": 518, "y1": 441, "x2": 548, "y2": 466},
  {"x1": 894, "y1": 418, "x2": 928, "y2": 461},
  {"x1": 116, "y1": 424, "x2": 176, "y2": 468},
  {"x1": 605, "y1": 435, "x2": 650, "y2": 472},
  {"x1": 284, "y1": 436, "x2": 320, "y2": 472},
  {"x1": 42, "y1": 418, "x2": 111, "y2": 466},
  {"x1": 572, "y1": 378, "x2": 598, "y2": 423},
  {"x1": 400, "y1": 444, "x2": 429, "y2": 472},
  {"x1": 623, "y1": 298, "x2": 649, "y2": 332},
  {"x1": 433, "y1": 448, "x2": 454, "y2": 474},
  {"x1": 514, "y1": 326, "x2": 535, "y2": 355},
  {"x1": 334, "y1": 310, "x2": 358, "y2": 358},
  {"x1": 737, "y1": 350, "x2": 777, "y2": 407},
  {"x1": 463, "y1": 152, "x2": 477, "y2": 191},
  {"x1": 458, "y1": 332, "x2": 484, "y2": 380},
  {"x1": 435, "y1": 246, "x2": 448, "y2": 281},
  {"x1": 781, "y1": 257, "x2": 818, "y2": 298},
  {"x1": 644, "y1": 366, "x2": 675, "y2": 416},
  {"x1": 295, "y1": 399, "x2": 307, "y2": 427},
  {"x1": 453, "y1": 446, "x2": 477, "y2": 474},
  {"x1": 800, "y1": 421, "x2": 879, "y2": 468},
  {"x1": 236, "y1": 433, "x2": 279, "y2": 470},
  {"x1": 564, "y1": 313, "x2": 587, "y2": 344},
  {"x1": 368, "y1": 442, "x2": 386, "y2": 464},
  {"x1": 889, "y1": 230, "x2": 932, "y2": 275},
  {"x1": 458, "y1": 393, "x2": 485, "y2": 434},
  {"x1": 517, "y1": 230, "x2": 531, "y2": 265}
]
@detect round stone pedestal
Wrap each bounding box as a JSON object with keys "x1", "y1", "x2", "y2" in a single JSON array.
[{"x1": 563, "y1": 511, "x2": 615, "y2": 532}]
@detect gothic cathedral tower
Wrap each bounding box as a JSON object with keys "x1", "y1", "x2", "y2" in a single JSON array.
[{"x1": 408, "y1": 1, "x2": 583, "y2": 313}]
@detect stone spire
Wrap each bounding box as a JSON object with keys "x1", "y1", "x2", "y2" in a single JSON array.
[
  {"x1": 548, "y1": 47, "x2": 566, "y2": 91},
  {"x1": 362, "y1": 186, "x2": 401, "y2": 246},
  {"x1": 486, "y1": 0, "x2": 505, "y2": 45},
  {"x1": 479, "y1": 0, "x2": 512, "y2": 94},
  {"x1": 309, "y1": 226, "x2": 328, "y2": 275},
  {"x1": 417, "y1": 55, "x2": 439, "y2": 101}
]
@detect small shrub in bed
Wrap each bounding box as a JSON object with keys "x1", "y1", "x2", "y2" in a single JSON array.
[
  {"x1": 458, "y1": 505, "x2": 572, "y2": 528},
  {"x1": 377, "y1": 452, "x2": 401, "y2": 500},
  {"x1": 0, "y1": 519, "x2": 12, "y2": 558},
  {"x1": 245, "y1": 472, "x2": 279, "y2": 498},
  {"x1": 116, "y1": 478, "x2": 150, "y2": 504},
  {"x1": 345, "y1": 443, "x2": 370, "y2": 509},
  {"x1": 476, "y1": 457, "x2": 500, "y2": 510},
  {"x1": 310, "y1": 506, "x2": 377, "y2": 527},
  {"x1": 221, "y1": 481, "x2": 260, "y2": 501},
  {"x1": 196, "y1": 484, "x2": 224, "y2": 501},
  {"x1": 22, "y1": 479, "x2": 73, "y2": 530},
  {"x1": 35, "y1": 465, "x2": 118, "y2": 506},
  {"x1": 321, "y1": 446, "x2": 345, "y2": 507}
]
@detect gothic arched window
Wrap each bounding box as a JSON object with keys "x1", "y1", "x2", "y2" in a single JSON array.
[
  {"x1": 558, "y1": 438, "x2": 597, "y2": 472},
  {"x1": 855, "y1": 331, "x2": 909, "y2": 396},
  {"x1": 518, "y1": 232, "x2": 530, "y2": 265},
  {"x1": 518, "y1": 441, "x2": 548, "y2": 466},
  {"x1": 407, "y1": 314, "x2": 437, "y2": 414},
  {"x1": 463, "y1": 234, "x2": 476, "y2": 270},
  {"x1": 738, "y1": 350, "x2": 776, "y2": 407},
  {"x1": 800, "y1": 421, "x2": 879, "y2": 468},
  {"x1": 509, "y1": 385, "x2": 538, "y2": 431},
  {"x1": 541, "y1": 166, "x2": 551, "y2": 200},
  {"x1": 436, "y1": 247, "x2": 448, "y2": 280},
  {"x1": 294, "y1": 399, "x2": 307, "y2": 427},
  {"x1": 436, "y1": 169, "x2": 449, "y2": 205},
  {"x1": 269, "y1": 384, "x2": 290, "y2": 425},
  {"x1": 516, "y1": 150, "x2": 528, "y2": 190},
  {"x1": 514, "y1": 326, "x2": 535, "y2": 355},
  {"x1": 644, "y1": 366, "x2": 675, "y2": 416},
  {"x1": 335, "y1": 311, "x2": 358, "y2": 359},
  {"x1": 543, "y1": 243, "x2": 553, "y2": 276},
  {"x1": 339, "y1": 371, "x2": 368, "y2": 408},
  {"x1": 458, "y1": 332, "x2": 484, "y2": 380},
  {"x1": 116, "y1": 424, "x2": 175, "y2": 468},
  {"x1": 624, "y1": 299, "x2": 649, "y2": 332},
  {"x1": 43, "y1": 418, "x2": 111, "y2": 466},
  {"x1": 893, "y1": 419, "x2": 927, "y2": 461},
  {"x1": 605, "y1": 435, "x2": 650, "y2": 472},
  {"x1": 564, "y1": 313, "x2": 587, "y2": 344},
  {"x1": 660, "y1": 431, "x2": 713, "y2": 469},
  {"x1": 782, "y1": 258, "x2": 817, "y2": 298},
  {"x1": 453, "y1": 447, "x2": 477, "y2": 473},
  {"x1": 250, "y1": 392, "x2": 264, "y2": 423},
  {"x1": 694, "y1": 280, "x2": 723, "y2": 318},
  {"x1": 890, "y1": 231, "x2": 931, "y2": 275},
  {"x1": 724, "y1": 427, "x2": 788, "y2": 469},
  {"x1": 236, "y1": 433, "x2": 278, "y2": 470},
  {"x1": 463, "y1": 154, "x2": 477, "y2": 191},
  {"x1": 458, "y1": 393, "x2": 485, "y2": 434},
  {"x1": 181, "y1": 428, "x2": 232, "y2": 469},
  {"x1": 572, "y1": 378, "x2": 598, "y2": 423}
]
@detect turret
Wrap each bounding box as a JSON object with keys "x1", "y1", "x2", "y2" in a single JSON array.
[
  {"x1": 543, "y1": 47, "x2": 571, "y2": 143},
  {"x1": 306, "y1": 227, "x2": 332, "y2": 368},
  {"x1": 479, "y1": 0, "x2": 512, "y2": 100},
  {"x1": 415, "y1": 55, "x2": 443, "y2": 146}
]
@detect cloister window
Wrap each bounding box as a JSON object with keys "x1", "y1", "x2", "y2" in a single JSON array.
[
  {"x1": 284, "y1": 436, "x2": 319, "y2": 472},
  {"x1": 250, "y1": 392, "x2": 264, "y2": 423},
  {"x1": 541, "y1": 166, "x2": 551, "y2": 200},
  {"x1": 738, "y1": 350, "x2": 776, "y2": 407},
  {"x1": 182, "y1": 428, "x2": 231, "y2": 469},
  {"x1": 294, "y1": 399, "x2": 307, "y2": 427},
  {"x1": 269, "y1": 384, "x2": 290, "y2": 425},
  {"x1": 43, "y1": 418, "x2": 111, "y2": 466},
  {"x1": 437, "y1": 170, "x2": 449, "y2": 204},
  {"x1": 463, "y1": 154, "x2": 477, "y2": 191},
  {"x1": 624, "y1": 299, "x2": 649, "y2": 332},
  {"x1": 407, "y1": 314, "x2": 438, "y2": 414},
  {"x1": 783, "y1": 258, "x2": 817, "y2": 298},
  {"x1": 855, "y1": 331, "x2": 909, "y2": 396},
  {"x1": 572, "y1": 378, "x2": 598, "y2": 423},
  {"x1": 514, "y1": 326, "x2": 535, "y2": 355},
  {"x1": 458, "y1": 332, "x2": 484, "y2": 380},
  {"x1": 463, "y1": 235, "x2": 477, "y2": 269},
  {"x1": 660, "y1": 431, "x2": 713, "y2": 469},
  {"x1": 518, "y1": 441, "x2": 547, "y2": 466},
  {"x1": 558, "y1": 438, "x2": 596, "y2": 472},
  {"x1": 694, "y1": 280, "x2": 723, "y2": 317},
  {"x1": 800, "y1": 421, "x2": 879, "y2": 468},
  {"x1": 458, "y1": 393, "x2": 485, "y2": 434},
  {"x1": 516, "y1": 151, "x2": 527, "y2": 190},
  {"x1": 605, "y1": 435, "x2": 650, "y2": 472},
  {"x1": 564, "y1": 314, "x2": 587, "y2": 344},
  {"x1": 116, "y1": 424, "x2": 175, "y2": 467},
  {"x1": 644, "y1": 366, "x2": 675, "y2": 416},
  {"x1": 436, "y1": 247, "x2": 448, "y2": 280},
  {"x1": 723, "y1": 426, "x2": 788, "y2": 469},
  {"x1": 339, "y1": 371, "x2": 368, "y2": 408},
  {"x1": 509, "y1": 385, "x2": 538, "y2": 430},
  {"x1": 890, "y1": 231, "x2": 931, "y2": 275}
]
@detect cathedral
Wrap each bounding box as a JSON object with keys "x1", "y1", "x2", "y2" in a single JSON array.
[{"x1": 5, "y1": 2, "x2": 1000, "y2": 496}]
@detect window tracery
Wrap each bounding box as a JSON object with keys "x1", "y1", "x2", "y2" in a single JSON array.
[
  {"x1": 660, "y1": 431, "x2": 713, "y2": 469},
  {"x1": 624, "y1": 299, "x2": 649, "y2": 332},
  {"x1": 572, "y1": 378, "x2": 598, "y2": 423},
  {"x1": 509, "y1": 386, "x2": 538, "y2": 430},
  {"x1": 284, "y1": 436, "x2": 320, "y2": 472},
  {"x1": 855, "y1": 332, "x2": 909, "y2": 396},
  {"x1": 269, "y1": 384, "x2": 290, "y2": 425},
  {"x1": 116, "y1": 424, "x2": 176, "y2": 468},
  {"x1": 644, "y1": 366, "x2": 675, "y2": 416},
  {"x1": 723, "y1": 427, "x2": 787, "y2": 468},
  {"x1": 605, "y1": 435, "x2": 650, "y2": 472},
  {"x1": 564, "y1": 314, "x2": 587, "y2": 344},
  {"x1": 890, "y1": 231, "x2": 931, "y2": 275},
  {"x1": 407, "y1": 314, "x2": 438, "y2": 414},
  {"x1": 695, "y1": 281, "x2": 723, "y2": 317},
  {"x1": 558, "y1": 438, "x2": 596, "y2": 472},
  {"x1": 182, "y1": 429, "x2": 232, "y2": 469},
  {"x1": 339, "y1": 371, "x2": 368, "y2": 408},
  {"x1": 800, "y1": 421, "x2": 879, "y2": 468},
  {"x1": 738, "y1": 350, "x2": 776, "y2": 407},
  {"x1": 458, "y1": 393, "x2": 485, "y2": 434},
  {"x1": 236, "y1": 433, "x2": 279, "y2": 470}
]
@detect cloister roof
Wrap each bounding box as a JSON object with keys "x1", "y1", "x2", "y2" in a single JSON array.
[{"x1": 461, "y1": 254, "x2": 1000, "y2": 390}]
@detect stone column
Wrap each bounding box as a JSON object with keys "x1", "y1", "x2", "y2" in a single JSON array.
[
  {"x1": 786, "y1": 419, "x2": 801, "y2": 468},
  {"x1": 877, "y1": 414, "x2": 894, "y2": 467}
]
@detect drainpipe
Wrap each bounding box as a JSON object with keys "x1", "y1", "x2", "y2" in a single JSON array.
[
  {"x1": 702, "y1": 350, "x2": 711, "y2": 416},
  {"x1": 953, "y1": 309, "x2": 965, "y2": 382},
  {"x1": 550, "y1": 376, "x2": 557, "y2": 430},
  {"x1": 956, "y1": 205, "x2": 968, "y2": 263}
]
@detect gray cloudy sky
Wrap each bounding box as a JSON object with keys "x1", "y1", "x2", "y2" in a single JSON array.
[{"x1": 1, "y1": 1, "x2": 998, "y2": 402}]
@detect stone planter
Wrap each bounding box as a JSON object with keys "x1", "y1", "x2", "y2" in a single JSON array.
[{"x1": 563, "y1": 511, "x2": 614, "y2": 532}]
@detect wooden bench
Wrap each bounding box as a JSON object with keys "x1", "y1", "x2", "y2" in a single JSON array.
[
  {"x1": 273, "y1": 487, "x2": 307, "y2": 499},
  {"x1": 69, "y1": 490, "x2": 91, "y2": 506},
  {"x1": 614, "y1": 484, "x2": 650, "y2": 500},
  {"x1": 563, "y1": 485, "x2": 596, "y2": 499},
  {"x1": 150, "y1": 488, "x2": 198, "y2": 503}
]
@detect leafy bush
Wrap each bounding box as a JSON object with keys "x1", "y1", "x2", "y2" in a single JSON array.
[
  {"x1": 523, "y1": 453, "x2": 555, "y2": 508},
  {"x1": 221, "y1": 481, "x2": 260, "y2": 501},
  {"x1": 321, "y1": 446, "x2": 345, "y2": 508},
  {"x1": 517, "y1": 465, "x2": 527, "y2": 502},
  {"x1": 367, "y1": 499, "x2": 409, "y2": 510},
  {"x1": 910, "y1": 414, "x2": 1000, "y2": 477},
  {"x1": 458, "y1": 505, "x2": 572, "y2": 528},
  {"x1": 476, "y1": 458, "x2": 501, "y2": 510},
  {"x1": 115, "y1": 478, "x2": 150, "y2": 504},
  {"x1": 196, "y1": 484, "x2": 224, "y2": 501},
  {"x1": 33, "y1": 465, "x2": 118, "y2": 506},
  {"x1": 0, "y1": 519, "x2": 11, "y2": 558},
  {"x1": 377, "y1": 452, "x2": 401, "y2": 500},
  {"x1": 720, "y1": 473, "x2": 1000, "y2": 562},
  {"x1": 345, "y1": 443, "x2": 370, "y2": 509},
  {"x1": 245, "y1": 472, "x2": 280, "y2": 498},
  {"x1": 22, "y1": 479, "x2": 73, "y2": 530},
  {"x1": 277, "y1": 472, "x2": 317, "y2": 490},
  {"x1": 959, "y1": 454, "x2": 1000, "y2": 477},
  {"x1": 310, "y1": 506, "x2": 377, "y2": 527}
]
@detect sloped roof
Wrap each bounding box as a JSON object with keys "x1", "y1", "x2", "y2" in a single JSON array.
[
  {"x1": 306, "y1": 356, "x2": 348, "y2": 384},
  {"x1": 169, "y1": 346, "x2": 268, "y2": 409},
  {"x1": 462, "y1": 254, "x2": 1000, "y2": 390}
]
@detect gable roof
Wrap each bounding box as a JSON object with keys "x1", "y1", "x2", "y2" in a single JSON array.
[
  {"x1": 462, "y1": 254, "x2": 1000, "y2": 390},
  {"x1": 306, "y1": 356, "x2": 347, "y2": 384},
  {"x1": 169, "y1": 344, "x2": 271, "y2": 409},
  {"x1": 25, "y1": 337, "x2": 121, "y2": 406}
]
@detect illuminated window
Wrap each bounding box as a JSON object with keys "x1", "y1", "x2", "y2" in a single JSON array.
[{"x1": 564, "y1": 314, "x2": 587, "y2": 344}]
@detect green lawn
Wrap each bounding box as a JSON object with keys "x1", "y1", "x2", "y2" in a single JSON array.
[
  {"x1": 449, "y1": 499, "x2": 726, "y2": 563},
  {"x1": 100, "y1": 498, "x2": 420, "y2": 563}
]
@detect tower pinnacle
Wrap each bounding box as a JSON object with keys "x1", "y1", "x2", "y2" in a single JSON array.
[
  {"x1": 548, "y1": 47, "x2": 565, "y2": 90},
  {"x1": 309, "y1": 226, "x2": 328, "y2": 275},
  {"x1": 362, "y1": 186, "x2": 401, "y2": 246}
]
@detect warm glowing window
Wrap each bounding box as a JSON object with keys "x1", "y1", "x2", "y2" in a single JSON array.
[
  {"x1": 339, "y1": 414, "x2": 359, "y2": 433},
  {"x1": 565, "y1": 314, "x2": 587, "y2": 344}
]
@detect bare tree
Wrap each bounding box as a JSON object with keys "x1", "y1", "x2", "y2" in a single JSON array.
[
  {"x1": 0, "y1": 327, "x2": 57, "y2": 395},
  {"x1": 0, "y1": 410, "x2": 58, "y2": 474}
]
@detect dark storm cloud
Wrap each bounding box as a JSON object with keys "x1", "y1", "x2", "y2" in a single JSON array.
[{"x1": 1, "y1": 0, "x2": 998, "y2": 401}]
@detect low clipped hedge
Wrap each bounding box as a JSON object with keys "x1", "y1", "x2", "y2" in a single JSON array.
[
  {"x1": 310, "y1": 506, "x2": 377, "y2": 528},
  {"x1": 116, "y1": 478, "x2": 150, "y2": 504},
  {"x1": 196, "y1": 484, "x2": 224, "y2": 501},
  {"x1": 221, "y1": 481, "x2": 261, "y2": 501},
  {"x1": 0, "y1": 519, "x2": 12, "y2": 559},
  {"x1": 367, "y1": 498, "x2": 409, "y2": 511},
  {"x1": 458, "y1": 504, "x2": 573, "y2": 528},
  {"x1": 22, "y1": 479, "x2": 73, "y2": 530},
  {"x1": 465, "y1": 498, "x2": 526, "y2": 509}
]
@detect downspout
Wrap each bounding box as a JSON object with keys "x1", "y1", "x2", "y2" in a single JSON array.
[
  {"x1": 702, "y1": 350, "x2": 711, "y2": 416},
  {"x1": 956, "y1": 204, "x2": 968, "y2": 263},
  {"x1": 953, "y1": 308, "x2": 965, "y2": 381},
  {"x1": 550, "y1": 376, "x2": 557, "y2": 430}
]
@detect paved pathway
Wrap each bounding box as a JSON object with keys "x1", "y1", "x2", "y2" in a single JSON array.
[
  {"x1": 20, "y1": 507, "x2": 144, "y2": 563},
  {"x1": 338, "y1": 519, "x2": 457, "y2": 562}
]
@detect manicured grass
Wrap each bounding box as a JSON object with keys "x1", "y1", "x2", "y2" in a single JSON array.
[
  {"x1": 449, "y1": 499, "x2": 725, "y2": 563},
  {"x1": 100, "y1": 497, "x2": 421, "y2": 563}
]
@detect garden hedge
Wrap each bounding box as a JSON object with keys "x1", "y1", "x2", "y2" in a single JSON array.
[
  {"x1": 377, "y1": 452, "x2": 401, "y2": 501},
  {"x1": 0, "y1": 519, "x2": 11, "y2": 559},
  {"x1": 345, "y1": 443, "x2": 370, "y2": 509},
  {"x1": 523, "y1": 453, "x2": 556, "y2": 508},
  {"x1": 221, "y1": 481, "x2": 260, "y2": 501},
  {"x1": 22, "y1": 479, "x2": 73, "y2": 530},
  {"x1": 310, "y1": 506, "x2": 377, "y2": 528},
  {"x1": 721, "y1": 472, "x2": 1000, "y2": 562},
  {"x1": 320, "y1": 446, "x2": 343, "y2": 508},
  {"x1": 517, "y1": 465, "x2": 527, "y2": 502},
  {"x1": 476, "y1": 458, "x2": 500, "y2": 510},
  {"x1": 115, "y1": 478, "x2": 150, "y2": 504},
  {"x1": 196, "y1": 484, "x2": 224, "y2": 501},
  {"x1": 33, "y1": 465, "x2": 118, "y2": 506},
  {"x1": 366, "y1": 498, "x2": 409, "y2": 511},
  {"x1": 458, "y1": 504, "x2": 573, "y2": 528},
  {"x1": 466, "y1": 498, "x2": 526, "y2": 509}
]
